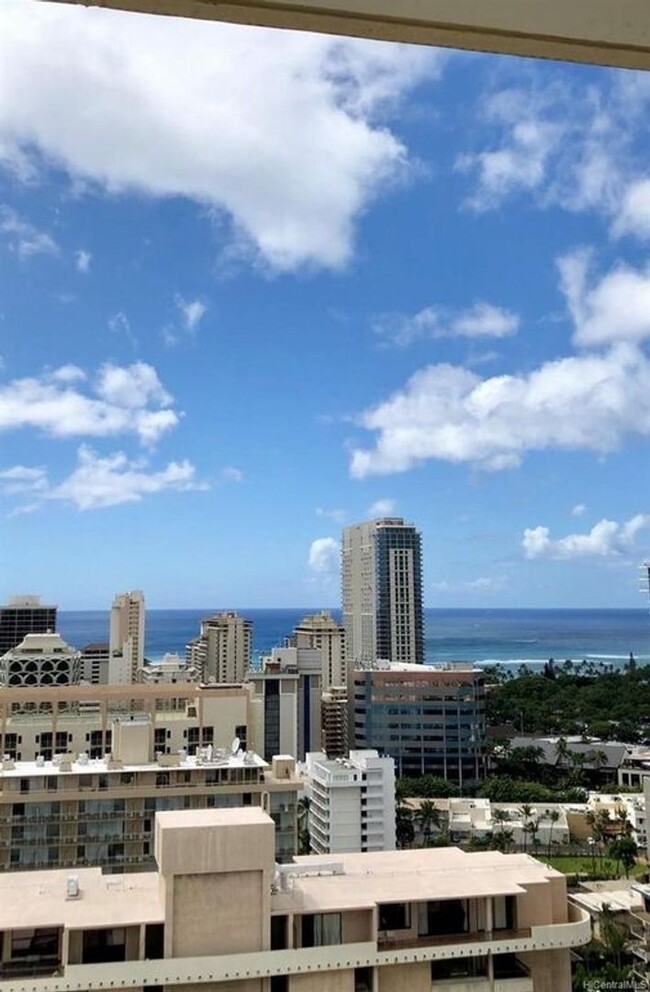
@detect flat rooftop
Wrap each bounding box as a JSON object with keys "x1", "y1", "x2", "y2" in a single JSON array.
[
  {"x1": 0, "y1": 750, "x2": 269, "y2": 779},
  {"x1": 274, "y1": 848, "x2": 564, "y2": 913}
]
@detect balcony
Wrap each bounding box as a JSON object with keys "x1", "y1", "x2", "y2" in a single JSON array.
[{"x1": 378, "y1": 929, "x2": 531, "y2": 951}]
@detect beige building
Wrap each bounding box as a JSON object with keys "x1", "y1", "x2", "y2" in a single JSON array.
[
  {"x1": 0, "y1": 633, "x2": 80, "y2": 688},
  {"x1": 0, "y1": 715, "x2": 300, "y2": 872},
  {"x1": 0, "y1": 805, "x2": 590, "y2": 990},
  {"x1": 292, "y1": 611, "x2": 346, "y2": 689},
  {"x1": 110, "y1": 590, "x2": 145, "y2": 683},
  {"x1": 187, "y1": 611, "x2": 252, "y2": 683}
]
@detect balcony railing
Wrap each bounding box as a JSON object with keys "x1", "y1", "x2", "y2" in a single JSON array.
[{"x1": 377, "y1": 929, "x2": 531, "y2": 951}]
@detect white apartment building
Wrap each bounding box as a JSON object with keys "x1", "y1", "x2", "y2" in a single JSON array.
[
  {"x1": 110, "y1": 590, "x2": 145, "y2": 683},
  {"x1": 0, "y1": 633, "x2": 80, "y2": 687},
  {"x1": 306, "y1": 749, "x2": 396, "y2": 854},
  {"x1": 342, "y1": 518, "x2": 424, "y2": 666},
  {"x1": 187, "y1": 610, "x2": 252, "y2": 683},
  {"x1": 0, "y1": 806, "x2": 591, "y2": 992}
]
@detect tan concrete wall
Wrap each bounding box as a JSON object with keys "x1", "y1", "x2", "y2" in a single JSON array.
[
  {"x1": 171, "y1": 871, "x2": 265, "y2": 956},
  {"x1": 342, "y1": 909, "x2": 373, "y2": 943},
  {"x1": 378, "y1": 961, "x2": 430, "y2": 992},
  {"x1": 518, "y1": 883, "x2": 553, "y2": 928},
  {"x1": 291, "y1": 969, "x2": 355, "y2": 992},
  {"x1": 524, "y1": 948, "x2": 572, "y2": 992}
]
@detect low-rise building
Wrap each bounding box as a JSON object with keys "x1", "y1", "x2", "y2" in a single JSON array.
[
  {"x1": 305, "y1": 749, "x2": 395, "y2": 854},
  {"x1": 0, "y1": 633, "x2": 80, "y2": 688},
  {"x1": 0, "y1": 806, "x2": 591, "y2": 991},
  {"x1": 0, "y1": 715, "x2": 300, "y2": 871}
]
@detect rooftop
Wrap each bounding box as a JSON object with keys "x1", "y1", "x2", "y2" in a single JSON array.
[{"x1": 0, "y1": 748, "x2": 269, "y2": 779}]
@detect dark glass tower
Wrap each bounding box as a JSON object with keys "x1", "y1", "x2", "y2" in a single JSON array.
[{"x1": 0, "y1": 596, "x2": 57, "y2": 657}]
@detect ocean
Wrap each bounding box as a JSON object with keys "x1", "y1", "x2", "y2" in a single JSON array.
[{"x1": 57, "y1": 607, "x2": 650, "y2": 671}]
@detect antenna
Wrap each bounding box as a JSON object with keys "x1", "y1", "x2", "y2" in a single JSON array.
[{"x1": 231, "y1": 736, "x2": 241, "y2": 755}]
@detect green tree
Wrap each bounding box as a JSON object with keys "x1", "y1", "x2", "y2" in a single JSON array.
[{"x1": 607, "y1": 836, "x2": 638, "y2": 878}]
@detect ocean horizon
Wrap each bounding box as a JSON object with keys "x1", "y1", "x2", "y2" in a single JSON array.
[{"x1": 57, "y1": 607, "x2": 650, "y2": 670}]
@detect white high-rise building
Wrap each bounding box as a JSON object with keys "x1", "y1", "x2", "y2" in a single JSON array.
[
  {"x1": 306, "y1": 748, "x2": 396, "y2": 854},
  {"x1": 187, "y1": 611, "x2": 252, "y2": 683},
  {"x1": 109, "y1": 590, "x2": 145, "y2": 683},
  {"x1": 342, "y1": 517, "x2": 424, "y2": 666}
]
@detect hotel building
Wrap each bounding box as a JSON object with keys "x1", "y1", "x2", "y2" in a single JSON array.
[
  {"x1": 187, "y1": 611, "x2": 252, "y2": 683},
  {"x1": 110, "y1": 591, "x2": 146, "y2": 684},
  {"x1": 0, "y1": 806, "x2": 591, "y2": 991},
  {"x1": 305, "y1": 749, "x2": 396, "y2": 855},
  {"x1": 0, "y1": 634, "x2": 80, "y2": 688},
  {"x1": 342, "y1": 518, "x2": 424, "y2": 667},
  {"x1": 0, "y1": 595, "x2": 57, "y2": 657},
  {"x1": 0, "y1": 715, "x2": 300, "y2": 872},
  {"x1": 350, "y1": 662, "x2": 486, "y2": 785}
]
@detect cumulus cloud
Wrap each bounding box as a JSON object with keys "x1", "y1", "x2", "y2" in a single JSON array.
[
  {"x1": 308, "y1": 537, "x2": 340, "y2": 577},
  {"x1": 457, "y1": 76, "x2": 648, "y2": 221},
  {"x1": 0, "y1": 206, "x2": 58, "y2": 260},
  {"x1": 374, "y1": 301, "x2": 519, "y2": 347},
  {"x1": 51, "y1": 446, "x2": 202, "y2": 509},
  {"x1": 0, "y1": 2, "x2": 441, "y2": 272},
  {"x1": 571, "y1": 503, "x2": 587, "y2": 517},
  {"x1": 614, "y1": 178, "x2": 650, "y2": 241},
  {"x1": 560, "y1": 248, "x2": 650, "y2": 347},
  {"x1": 0, "y1": 447, "x2": 205, "y2": 511},
  {"x1": 432, "y1": 575, "x2": 507, "y2": 594},
  {"x1": 367, "y1": 498, "x2": 396, "y2": 516},
  {"x1": 0, "y1": 361, "x2": 179, "y2": 445},
  {"x1": 75, "y1": 249, "x2": 91, "y2": 272},
  {"x1": 523, "y1": 514, "x2": 650, "y2": 560},
  {"x1": 350, "y1": 344, "x2": 650, "y2": 476}
]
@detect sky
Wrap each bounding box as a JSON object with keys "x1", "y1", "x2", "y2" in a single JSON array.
[{"x1": 2, "y1": 3, "x2": 650, "y2": 609}]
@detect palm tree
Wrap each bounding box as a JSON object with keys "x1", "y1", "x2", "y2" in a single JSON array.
[
  {"x1": 297, "y1": 796, "x2": 311, "y2": 855},
  {"x1": 599, "y1": 903, "x2": 628, "y2": 967},
  {"x1": 547, "y1": 809, "x2": 560, "y2": 858},
  {"x1": 554, "y1": 737, "x2": 571, "y2": 768},
  {"x1": 519, "y1": 804, "x2": 533, "y2": 852},
  {"x1": 416, "y1": 801, "x2": 439, "y2": 844}
]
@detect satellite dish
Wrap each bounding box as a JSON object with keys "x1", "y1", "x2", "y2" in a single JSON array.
[{"x1": 231, "y1": 736, "x2": 241, "y2": 755}]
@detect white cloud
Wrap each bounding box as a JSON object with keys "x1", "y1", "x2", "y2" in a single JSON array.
[
  {"x1": 0, "y1": 206, "x2": 58, "y2": 260},
  {"x1": 221, "y1": 466, "x2": 243, "y2": 483},
  {"x1": 1, "y1": 447, "x2": 206, "y2": 511},
  {"x1": 432, "y1": 574, "x2": 507, "y2": 594},
  {"x1": 571, "y1": 503, "x2": 587, "y2": 517},
  {"x1": 374, "y1": 301, "x2": 519, "y2": 347},
  {"x1": 350, "y1": 344, "x2": 650, "y2": 476},
  {"x1": 559, "y1": 248, "x2": 650, "y2": 347},
  {"x1": 0, "y1": 3, "x2": 441, "y2": 272},
  {"x1": 0, "y1": 361, "x2": 179, "y2": 445},
  {"x1": 108, "y1": 311, "x2": 138, "y2": 349},
  {"x1": 0, "y1": 465, "x2": 48, "y2": 496},
  {"x1": 75, "y1": 249, "x2": 91, "y2": 272},
  {"x1": 50, "y1": 446, "x2": 203, "y2": 509},
  {"x1": 523, "y1": 514, "x2": 650, "y2": 560},
  {"x1": 457, "y1": 77, "x2": 642, "y2": 220},
  {"x1": 367, "y1": 498, "x2": 396, "y2": 516},
  {"x1": 175, "y1": 295, "x2": 207, "y2": 331},
  {"x1": 316, "y1": 507, "x2": 347, "y2": 523},
  {"x1": 308, "y1": 537, "x2": 340, "y2": 577},
  {"x1": 614, "y1": 177, "x2": 650, "y2": 241}
]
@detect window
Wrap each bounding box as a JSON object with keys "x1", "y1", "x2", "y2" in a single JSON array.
[
  {"x1": 431, "y1": 957, "x2": 487, "y2": 981},
  {"x1": 82, "y1": 928, "x2": 126, "y2": 965},
  {"x1": 419, "y1": 900, "x2": 468, "y2": 937},
  {"x1": 493, "y1": 896, "x2": 516, "y2": 931},
  {"x1": 379, "y1": 903, "x2": 410, "y2": 932},
  {"x1": 301, "y1": 913, "x2": 342, "y2": 947},
  {"x1": 11, "y1": 928, "x2": 60, "y2": 960}
]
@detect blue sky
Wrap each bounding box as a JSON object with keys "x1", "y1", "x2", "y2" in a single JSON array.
[{"x1": 2, "y1": 3, "x2": 650, "y2": 609}]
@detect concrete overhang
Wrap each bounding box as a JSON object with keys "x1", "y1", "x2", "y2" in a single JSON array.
[{"x1": 43, "y1": 0, "x2": 650, "y2": 71}]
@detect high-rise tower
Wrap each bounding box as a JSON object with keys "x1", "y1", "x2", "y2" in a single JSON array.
[
  {"x1": 0, "y1": 595, "x2": 57, "y2": 656},
  {"x1": 342, "y1": 517, "x2": 424, "y2": 666},
  {"x1": 110, "y1": 590, "x2": 145, "y2": 683}
]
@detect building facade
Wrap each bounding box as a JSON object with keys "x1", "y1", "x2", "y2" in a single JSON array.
[
  {"x1": 0, "y1": 633, "x2": 80, "y2": 688},
  {"x1": 350, "y1": 663, "x2": 486, "y2": 785},
  {"x1": 110, "y1": 590, "x2": 145, "y2": 683},
  {"x1": 306, "y1": 749, "x2": 396, "y2": 854},
  {"x1": 291, "y1": 611, "x2": 346, "y2": 688},
  {"x1": 0, "y1": 594, "x2": 57, "y2": 656},
  {"x1": 0, "y1": 717, "x2": 300, "y2": 872},
  {"x1": 187, "y1": 611, "x2": 252, "y2": 683},
  {"x1": 342, "y1": 518, "x2": 424, "y2": 667},
  {"x1": 0, "y1": 806, "x2": 591, "y2": 991}
]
